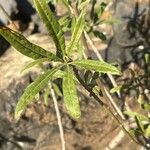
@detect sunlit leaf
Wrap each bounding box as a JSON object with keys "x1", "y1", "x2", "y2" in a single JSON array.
[
  {"x1": 137, "y1": 94, "x2": 145, "y2": 105},
  {"x1": 78, "y1": 0, "x2": 90, "y2": 10},
  {"x1": 52, "y1": 82, "x2": 62, "y2": 97},
  {"x1": 15, "y1": 67, "x2": 60, "y2": 120},
  {"x1": 135, "y1": 116, "x2": 145, "y2": 134},
  {"x1": 0, "y1": 27, "x2": 59, "y2": 60},
  {"x1": 33, "y1": 0, "x2": 66, "y2": 59},
  {"x1": 59, "y1": 15, "x2": 71, "y2": 32},
  {"x1": 144, "y1": 103, "x2": 150, "y2": 111},
  {"x1": 21, "y1": 58, "x2": 50, "y2": 73},
  {"x1": 110, "y1": 85, "x2": 122, "y2": 93},
  {"x1": 97, "y1": 2, "x2": 107, "y2": 17},
  {"x1": 93, "y1": 2, "x2": 107, "y2": 23},
  {"x1": 52, "y1": 70, "x2": 65, "y2": 80},
  {"x1": 66, "y1": 12, "x2": 85, "y2": 55},
  {"x1": 146, "y1": 125, "x2": 150, "y2": 137},
  {"x1": 70, "y1": 59, "x2": 121, "y2": 75},
  {"x1": 124, "y1": 111, "x2": 149, "y2": 121},
  {"x1": 145, "y1": 53, "x2": 150, "y2": 64},
  {"x1": 128, "y1": 129, "x2": 138, "y2": 139},
  {"x1": 63, "y1": 69, "x2": 81, "y2": 118},
  {"x1": 61, "y1": 0, "x2": 70, "y2": 10},
  {"x1": 44, "y1": 85, "x2": 50, "y2": 106}
]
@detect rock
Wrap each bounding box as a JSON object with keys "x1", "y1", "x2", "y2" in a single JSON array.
[
  {"x1": 0, "y1": 0, "x2": 17, "y2": 25},
  {"x1": 103, "y1": 0, "x2": 150, "y2": 65}
]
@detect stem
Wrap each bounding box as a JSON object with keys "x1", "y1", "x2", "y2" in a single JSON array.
[
  {"x1": 81, "y1": 32, "x2": 126, "y2": 120},
  {"x1": 104, "y1": 130, "x2": 125, "y2": 150},
  {"x1": 96, "y1": 79, "x2": 125, "y2": 120},
  {"x1": 50, "y1": 84, "x2": 66, "y2": 150},
  {"x1": 73, "y1": 67, "x2": 139, "y2": 145},
  {"x1": 83, "y1": 31, "x2": 121, "y2": 97}
]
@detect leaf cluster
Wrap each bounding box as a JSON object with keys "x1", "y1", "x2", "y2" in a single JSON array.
[{"x1": 0, "y1": 0, "x2": 120, "y2": 120}]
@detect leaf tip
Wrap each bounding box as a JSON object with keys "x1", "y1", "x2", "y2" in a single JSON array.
[{"x1": 14, "y1": 109, "x2": 22, "y2": 121}]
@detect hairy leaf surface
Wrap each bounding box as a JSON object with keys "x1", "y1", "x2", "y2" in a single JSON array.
[
  {"x1": 15, "y1": 67, "x2": 59, "y2": 120},
  {"x1": 0, "y1": 27, "x2": 58, "y2": 60},
  {"x1": 63, "y1": 69, "x2": 81, "y2": 118},
  {"x1": 71, "y1": 60, "x2": 121, "y2": 75},
  {"x1": 33, "y1": 0, "x2": 66, "y2": 59}
]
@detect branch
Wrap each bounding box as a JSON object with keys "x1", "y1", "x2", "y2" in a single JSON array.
[
  {"x1": 96, "y1": 79, "x2": 125, "y2": 120},
  {"x1": 50, "y1": 83, "x2": 66, "y2": 150},
  {"x1": 83, "y1": 31, "x2": 121, "y2": 98},
  {"x1": 104, "y1": 130, "x2": 125, "y2": 150},
  {"x1": 73, "y1": 67, "x2": 139, "y2": 146}
]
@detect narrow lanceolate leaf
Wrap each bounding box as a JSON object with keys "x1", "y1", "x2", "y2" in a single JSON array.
[
  {"x1": 63, "y1": 69, "x2": 81, "y2": 118},
  {"x1": 66, "y1": 12, "x2": 85, "y2": 55},
  {"x1": 33, "y1": 0, "x2": 66, "y2": 59},
  {"x1": 110, "y1": 85, "x2": 122, "y2": 93},
  {"x1": 0, "y1": 27, "x2": 58, "y2": 60},
  {"x1": 15, "y1": 67, "x2": 59, "y2": 120},
  {"x1": 124, "y1": 111, "x2": 149, "y2": 121},
  {"x1": 21, "y1": 58, "x2": 50, "y2": 73},
  {"x1": 70, "y1": 60, "x2": 121, "y2": 75},
  {"x1": 146, "y1": 125, "x2": 150, "y2": 137},
  {"x1": 78, "y1": 0, "x2": 91, "y2": 10}
]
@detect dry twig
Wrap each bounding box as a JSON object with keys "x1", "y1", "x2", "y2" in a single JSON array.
[{"x1": 50, "y1": 83, "x2": 66, "y2": 150}]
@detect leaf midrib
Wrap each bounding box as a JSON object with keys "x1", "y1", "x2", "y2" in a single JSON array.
[
  {"x1": 72, "y1": 61, "x2": 118, "y2": 72},
  {"x1": 1, "y1": 28, "x2": 52, "y2": 59},
  {"x1": 36, "y1": 0, "x2": 63, "y2": 53},
  {"x1": 22, "y1": 68, "x2": 57, "y2": 101}
]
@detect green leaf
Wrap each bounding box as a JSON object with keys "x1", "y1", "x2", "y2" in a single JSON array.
[
  {"x1": 70, "y1": 60, "x2": 121, "y2": 75},
  {"x1": 15, "y1": 67, "x2": 60, "y2": 120},
  {"x1": 63, "y1": 69, "x2": 81, "y2": 118},
  {"x1": 21, "y1": 58, "x2": 50, "y2": 73},
  {"x1": 84, "y1": 70, "x2": 93, "y2": 84},
  {"x1": 145, "y1": 53, "x2": 150, "y2": 64},
  {"x1": 128, "y1": 129, "x2": 138, "y2": 139},
  {"x1": 110, "y1": 85, "x2": 122, "y2": 93},
  {"x1": 0, "y1": 27, "x2": 59, "y2": 60},
  {"x1": 59, "y1": 15, "x2": 72, "y2": 32},
  {"x1": 35, "y1": 93, "x2": 40, "y2": 101},
  {"x1": 44, "y1": 85, "x2": 50, "y2": 106},
  {"x1": 33, "y1": 0, "x2": 66, "y2": 59},
  {"x1": 78, "y1": 0, "x2": 90, "y2": 10},
  {"x1": 135, "y1": 116, "x2": 145, "y2": 134},
  {"x1": 137, "y1": 94, "x2": 145, "y2": 105},
  {"x1": 52, "y1": 70, "x2": 78, "y2": 83},
  {"x1": 76, "y1": 40, "x2": 85, "y2": 59},
  {"x1": 93, "y1": 2, "x2": 107, "y2": 23},
  {"x1": 52, "y1": 70, "x2": 65, "y2": 80},
  {"x1": 66, "y1": 12, "x2": 85, "y2": 55},
  {"x1": 146, "y1": 125, "x2": 150, "y2": 137},
  {"x1": 93, "y1": 31, "x2": 106, "y2": 41},
  {"x1": 144, "y1": 103, "x2": 150, "y2": 111},
  {"x1": 97, "y1": 2, "x2": 107, "y2": 17},
  {"x1": 124, "y1": 111, "x2": 149, "y2": 121},
  {"x1": 52, "y1": 82, "x2": 62, "y2": 97}
]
